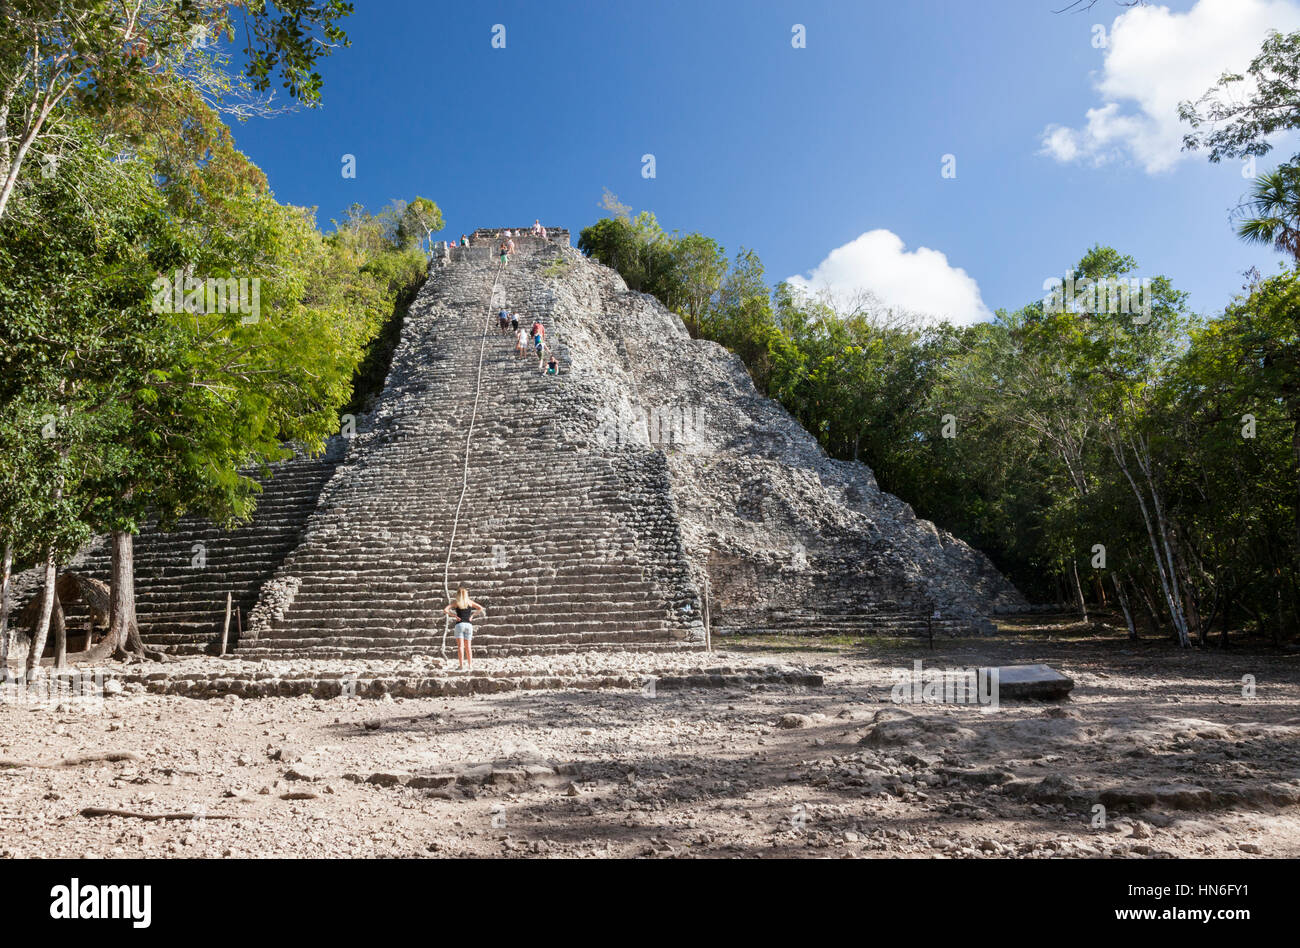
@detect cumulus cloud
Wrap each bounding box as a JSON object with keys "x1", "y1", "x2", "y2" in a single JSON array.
[
  {"x1": 785, "y1": 230, "x2": 991, "y2": 326},
  {"x1": 1040, "y1": 0, "x2": 1300, "y2": 174}
]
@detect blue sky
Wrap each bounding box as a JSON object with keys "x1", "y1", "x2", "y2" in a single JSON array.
[{"x1": 228, "y1": 0, "x2": 1300, "y2": 323}]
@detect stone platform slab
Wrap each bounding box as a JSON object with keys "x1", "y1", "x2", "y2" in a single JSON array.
[{"x1": 986, "y1": 663, "x2": 1074, "y2": 701}]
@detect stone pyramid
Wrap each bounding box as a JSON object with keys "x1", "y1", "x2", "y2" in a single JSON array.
[{"x1": 28, "y1": 228, "x2": 1024, "y2": 657}]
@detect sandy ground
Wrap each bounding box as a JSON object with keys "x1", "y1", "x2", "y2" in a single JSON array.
[{"x1": 2, "y1": 619, "x2": 1298, "y2": 859}]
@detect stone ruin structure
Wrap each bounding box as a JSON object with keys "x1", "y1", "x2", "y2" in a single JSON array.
[{"x1": 21, "y1": 228, "x2": 1025, "y2": 658}]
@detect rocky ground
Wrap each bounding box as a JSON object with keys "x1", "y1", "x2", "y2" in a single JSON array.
[{"x1": 1, "y1": 618, "x2": 1297, "y2": 859}]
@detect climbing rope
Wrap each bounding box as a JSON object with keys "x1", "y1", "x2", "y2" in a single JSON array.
[{"x1": 440, "y1": 257, "x2": 506, "y2": 658}]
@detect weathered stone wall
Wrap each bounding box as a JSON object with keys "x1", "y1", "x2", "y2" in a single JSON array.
[
  {"x1": 470, "y1": 228, "x2": 571, "y2": 248},
  {"x1": 531, "y1": 244, "x2": 1028, "y2": 634}
]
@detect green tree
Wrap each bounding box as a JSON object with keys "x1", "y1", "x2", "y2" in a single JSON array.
[
  {"x1": 1180, "y1": 29, "x2": 1300, "y2": 166},
  {"x1": 94, "y1": 88, "x2": 387, "y2": 657},
  {"x1": 578, "y1": 210, "x2": 674, "y2": 298},
  {"x1": 1234, "y1": 164, "x2": 1300, "y2": 263},
  {"x1": 0, "y1": 111, "x2": 172, "y2": 669},
  {"x1": 2, "y1": 84, "x2": 411, "y2": 665},
  {"x1": 396, "y1": 196, "x2": 444, "y2": 253},
  {"x1": 0, "y1": 0, "x2": 354, "y2": 220},
  {"x1": 670, "y1": 233, "x2": 727, "y2": 334},
  {"x1": 1177, "y1": 271, "x2": 1300, "y2": 638}
]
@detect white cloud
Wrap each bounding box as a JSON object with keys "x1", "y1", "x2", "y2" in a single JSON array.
[
  {"x1": 1040, "y1": 0, "x2": 1300, "y2": 174},
  {"x1": 786, "y1": 230, "x2": 992, "y2": 326}
]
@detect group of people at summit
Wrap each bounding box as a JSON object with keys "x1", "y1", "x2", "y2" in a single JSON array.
[{"x1": 447, "y1": 219, "x2": 549, "y2": 251}]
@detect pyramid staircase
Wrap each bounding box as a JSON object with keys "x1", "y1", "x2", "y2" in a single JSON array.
[
  {"x1": 59, "y1": 441, "x2": 347, "y2": 654},
  {"x1": 235, "y1": 236, "x2": 704, "y2": 658}
]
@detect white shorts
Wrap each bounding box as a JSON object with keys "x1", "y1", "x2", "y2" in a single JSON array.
[{"x1": 454, "y1": 622, "x2": 473, "y2": 641}]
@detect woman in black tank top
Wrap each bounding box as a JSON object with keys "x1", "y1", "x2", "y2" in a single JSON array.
[{"x1": 442, "y1": 586, "x2": 486, "y2": 670}]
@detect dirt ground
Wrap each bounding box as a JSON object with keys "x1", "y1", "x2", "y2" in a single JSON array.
[{"x1": 2, "y1": 618, "x2": 1298, "y2": 859}]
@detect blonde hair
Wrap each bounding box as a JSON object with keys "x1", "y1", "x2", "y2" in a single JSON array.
[{"x1": 455, "y1": 587, "x2": 471, "y2": 609}]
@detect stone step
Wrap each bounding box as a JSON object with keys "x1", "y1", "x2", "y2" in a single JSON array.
[
  {"x1": 59, "y1": 438, "x2": 350, "y2": 651},
  {"x1": 260, "y1": 611, "x2": 678, "y2": 633},
  {"x1": 240, "y1": 627, "x2": 691, "y2": 651},
  {"x1": 230, "y1": 641, "x2": 703, "y2": 661}
]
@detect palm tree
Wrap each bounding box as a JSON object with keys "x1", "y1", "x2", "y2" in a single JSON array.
[{"x1": 1237, "y1": 164, "x2": 1300, "y2": 262}]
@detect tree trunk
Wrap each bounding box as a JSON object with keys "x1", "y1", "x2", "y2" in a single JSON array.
[
  {"x1": 1071, "y1": 559, "x2": 1088, "y2": 622},
  {"x1": 0, "y1": 94, "x2": 53, "y2": 221},
  {"x1": 1288, "y1": 409, "x2": 1300, "y2": 637},
  {"x1": 1168, "y1": 527, "x2": 1204, "y2": 646},
  {"x1": 99, "y1": 531, "x2": 164, "y2": 662},
  {"x1": 220, "y1": 591, "x2": 231, "y2": 657},
  {"x1": 52, "y1": 588, "x2": 66, "y2": 670},
  {"x1": 108, "y1": 529, "x2": 135, "y2": 652},
  {"x1": 1146, "y1": 469, "x2": 1192, "y2": 647},
  {"x1": 0, "y1": 541, "x2": 12, "y2": 676},
  {"x1": 1274, "y1": 588, "x2": 1284, "y2": 648},
  {"x1": 1138, "y1": 583, "x2": 1162, "y2": 637},
  {"x1": 0, "y1": 72, "x2": 75, "y2": 223},
  {"x1": 1112, "y1": 574, "x2": 1137, "y2": 640},
  {"x1": 25, "y1": 550, "x2": 57, "y2": 676},
  {"x1": 1292, "y1": 410, "x2": 1299, "y2": 582},
  {"x1": 1110, "y1": 433, "x2": 1190, "y2": 646}
]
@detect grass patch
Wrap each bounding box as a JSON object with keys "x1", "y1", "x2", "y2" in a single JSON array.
[{"x1": 541, "y1": 256, "x2": 570, "y2": 278}]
